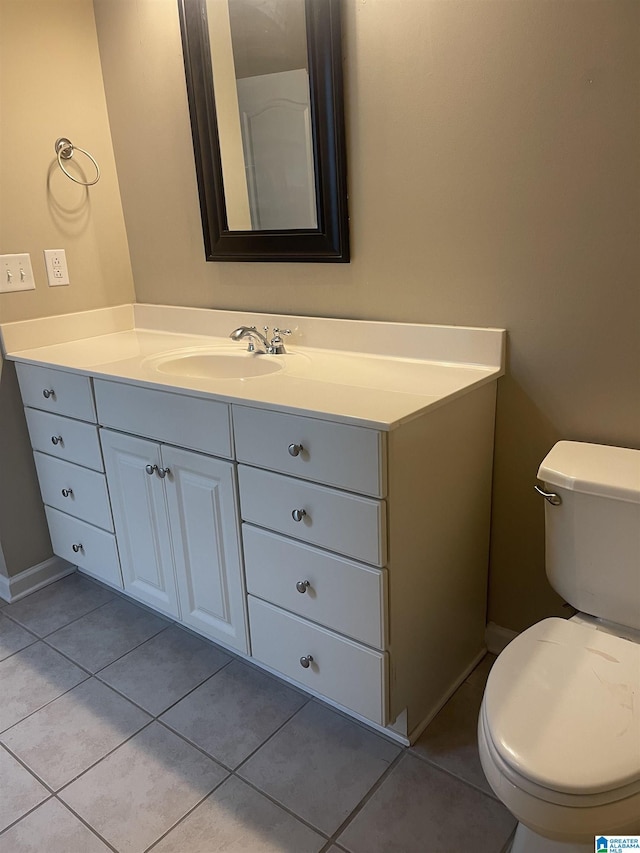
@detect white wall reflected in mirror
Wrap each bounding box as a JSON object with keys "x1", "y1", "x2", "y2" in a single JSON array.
[{"x1": 207, "y1": 0, "x2": 317, "y2": 231}]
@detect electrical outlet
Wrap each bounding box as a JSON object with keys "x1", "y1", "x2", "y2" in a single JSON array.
[
  {"x1": 44, "y1": 248, "x2": 70, "y2": 286},
  {"x1": 0, "y1": 254, "x2": 36, "y2": 292}
]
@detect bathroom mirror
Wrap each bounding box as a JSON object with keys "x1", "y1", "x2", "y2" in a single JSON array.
[{"x1": 178, "y1": 0, "x2": 349, "y2": 262}]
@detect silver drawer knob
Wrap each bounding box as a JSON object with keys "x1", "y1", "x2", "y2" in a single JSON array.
[
  {"x1": 299, "y1": 655, "x2": 313, "y2": 669},
  {"x1": 42, "y1": 388, "x2": 55, "y2": 399},
  {"x1": 145, "y1": 464, "x2": 157, "y2": 475},
  {"x1": 296, "y1": 580, "x2": 310, "y2": 594},
  {"x1": 291, "y1": 508, "x2": 307, "y2": 522},
  {"x1": 157, "y1": 467, "x2": 171, "y2": 479},
  {"x1": 51, "y1": 435, "x2": 63, "y2": 446},
  {"x1": 61, "y1": 488, "x2": 73, "y2": 498},
  {"x1": 288, "y1": 443, "x2": 303, "y2": 457},
  {"x1": 72, "y1": 543, "x2": 83, "y2": 553}
]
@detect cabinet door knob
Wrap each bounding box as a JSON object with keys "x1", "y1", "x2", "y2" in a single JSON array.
[
  {"x1": 72, "y1": 543, "x2": 83, "y2": 553},
  {"x1": 157, "y1": 467, "x2": 171, "y2": 479},
  {"x1": 291, "y1": 508, "x2": 307, "y2": 522},
  {"x1": 145, "y1": 464, "x2": 157, "y2": 476},
  {"x1": 296, "y1": 580, "x2": 310, "y2": 594},
  {"x1": 299, "y1": 655, "x2": 313, "y2": 669},
  {"x1": 51, "y1": 435, "x2": 63, "y2": 446},
  {"x1": 288, "y1": 443, "x2": 303, "y2": 457},
  {"x1": 61, "y1": 488, "x2": 73, "y2": 498},
  {"x1": 42, "y1": 388, "x2": 55, "y2": 399}
]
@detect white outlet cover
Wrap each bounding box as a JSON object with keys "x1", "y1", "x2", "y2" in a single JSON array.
[
  {"x1": 43, "y1": 248, "x2": 70, "y2": 286},
  {"x1": 0, "y1": 254, "x2": 36, "y2": 292}
]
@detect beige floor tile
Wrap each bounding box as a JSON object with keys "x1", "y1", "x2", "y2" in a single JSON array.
[
  {"x1": 97, "y1": 625, "x2": 231, "y2": 715},
  {"x1": 47, "y1": 597, "x2": 170, "y2": 672},
  {"x1": 1, "y1": 678, "x2": 150, "y2": 790},
  {"x1": 337, "y1": 753, "x2": 516, "y2": 853},
  {"x1": 151, "y1": 775, "x2": 325, "y2": 853},
  {"x1": 161, "y1": 659, "x2": 307, "y2": 768},
  {"x1": 1, "y1": 575, "x2": 113, "y2": 637},
  {"x1": 60, "y1": 721, "x2": 228, "y2": 853},
  {"x1": 0, "y1": 642, "x2": 87, "y2": 733},
  {"x1": 0, "y1": 613, "x2": 36, "y2": 661},
  {"x1": 0, "y1": 798, "x2": 111, "y2": 853},
  {"x1": 0, "y1": 747, "x2": 49, "y2": 832},
  {"x1": 238, "y1": 701, "x2": 400, "y2": 834},
  {"x1": 410, "y1": 680, "x2": 492, "y2": 793}
]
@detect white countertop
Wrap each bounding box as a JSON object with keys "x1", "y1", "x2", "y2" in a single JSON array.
[{"x1": 0, "y1": 305, "x2": 506, "y2": 430}]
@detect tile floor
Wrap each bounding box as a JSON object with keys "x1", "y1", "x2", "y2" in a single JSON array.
[{"x1": 0, "y1": 573, "x2": 517, "y2": 852}]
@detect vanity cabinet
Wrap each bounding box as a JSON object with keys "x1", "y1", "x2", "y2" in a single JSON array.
[
  {"x1": 96, "y1": 381, "x2": 247, "y2": 654},
  {"x1": 16, "y1": 363, "x2": 122, "y2": 590},
  {"x1": 11, "y1": 341, "x2": 499, "y2": 743}
]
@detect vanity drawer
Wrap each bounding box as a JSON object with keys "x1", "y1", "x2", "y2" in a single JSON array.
[
  {"x1": 238, "y1": 466, "x2": 386, "y2": 567},
  {"x1": 248, "y1": 597, "x2": 388, "y2": 725},
  {"x1": 94, "y1": 379, "x2": 232, "y2": 459},
  {"x1": 243, "y1": 525, "x2": 387, "y2": 649},
  {"x1": 232, "y1": 405, "x2": 386, "y2": 497},
  {"x1": 16, "y1": 363, "x2": 96, "y2": 422},
  {"x1": 34, "y1": 452, "x2": 113, "y2": 531},
  {"x1": 25, "y1": 408, "x2": 103, "y2": 471},
  {"x1": 45, "y1": 506, "x2": 122, "y2": 589}
]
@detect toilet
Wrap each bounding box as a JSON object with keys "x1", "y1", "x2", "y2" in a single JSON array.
[{"x1": 478, "y1": 441, "x2": 640, "y2": 853}]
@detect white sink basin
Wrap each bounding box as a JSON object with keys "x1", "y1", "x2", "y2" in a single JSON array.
[{"x1": 150, "y1": 349, "x2": 284, "y2": 380}]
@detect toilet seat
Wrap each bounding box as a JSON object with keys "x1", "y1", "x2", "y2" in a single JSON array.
[{"x1": 482, "y1": 618, "x2": 640, "y2": 804}]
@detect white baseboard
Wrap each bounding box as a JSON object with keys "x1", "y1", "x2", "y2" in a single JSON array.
[
  {"x1": 485, "y1": 621, "x2": 518, "y2": 655},
  {"x1": 0, "y1": 557, "x2": 75, "y2": 603}
]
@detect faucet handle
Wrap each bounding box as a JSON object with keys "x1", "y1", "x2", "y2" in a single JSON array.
[{"x1": 270, "y1": 328, "x2": 291, "y2": 354}]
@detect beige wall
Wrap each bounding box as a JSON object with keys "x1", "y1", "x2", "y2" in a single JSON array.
[
  {"x1": 0, "y1": 0, "x2": 134, "y2": 577},
  {"x1": 94, "y1": 0, "x2": 639, "y2": 632}
]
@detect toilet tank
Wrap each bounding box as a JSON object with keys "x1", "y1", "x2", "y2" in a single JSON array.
[{"x1": 538, "y1": 441, "x2": 640, "y2": 631}]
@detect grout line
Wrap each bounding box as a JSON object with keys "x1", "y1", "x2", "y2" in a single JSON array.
[
  {"x1": 323, "y1": 748, "x2": 406, "y2": 847},
  {"x1": 53, "y1": 795, "x2": 120, "y2": 853},
  {"x1": 0, "y1": 793, "x2": 55, "y2": 838},
  {"x1": 0, "y1": 741, "x2": 57, "y2": 796},
  {"x1": 141, "y1": 775, "x2": 229, "y2": 853},
  {"x1": 408, "y1": 747, "x2": 500, "y2": 802},
  {"x1": 228, "y1": 772, "x2": 331, "y2": 841}
]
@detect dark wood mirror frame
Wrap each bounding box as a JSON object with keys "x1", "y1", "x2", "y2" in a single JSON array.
[{"x1": 178, "y1": 0, "x2": 350, "y2": 263}]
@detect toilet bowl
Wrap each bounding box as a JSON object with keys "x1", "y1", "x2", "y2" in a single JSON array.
[
  {"x1": 478, "y1": 442, "x2": 640, "y2": 852},
  {"x1": 478, "y1": 618, "x2": 640, "y2": 852}
]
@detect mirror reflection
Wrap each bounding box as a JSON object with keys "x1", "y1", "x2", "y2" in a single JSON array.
[{"x1": 208, "y1": 0, "x2": 317, "y2": 230}]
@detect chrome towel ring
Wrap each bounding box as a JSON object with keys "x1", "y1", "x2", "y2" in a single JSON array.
[{"x1": 55, "y1": 137, "x2": 100, "y2": 186}]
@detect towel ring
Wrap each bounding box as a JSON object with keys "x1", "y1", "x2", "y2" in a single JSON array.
[{"x1": 55, "y1": 137, "x2": 100, "y2": 186}]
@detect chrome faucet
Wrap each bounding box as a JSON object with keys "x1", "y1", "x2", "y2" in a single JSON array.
[{"x1": 229, "y1": 325, "x2": 291, "y2": 354}]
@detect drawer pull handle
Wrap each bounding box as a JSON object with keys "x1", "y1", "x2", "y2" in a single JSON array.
[
  {"x1": 61, "y1": 488, "x2": 73, "y2": 498},
  {"x1": 296, "y1": 580, "x2": 311, "y2": 594},
  {"x1": 145, "y1": 464, "x2": 157, "y2": 476},
  {"x1": 299, "y1": 655, "x2": 313, "y2": 669},
  {"x1": 291, "y1": 508, "x2": 307, "y2": 522},
  {"x1": 72, "y1": 543, "x2": 83, "y2": 553},
  {"x1": 157, "y1": 467, "x2": 171, "y2": 479},
  {"x1": 42, "y1": 388, "x2": 55, "y2": 399},
  {"x1": 51, "y1": 435, "x2": 63, "y2": 446},
  {"x1": 288, "y1": 443, "x2": 303, "y2": 457}
]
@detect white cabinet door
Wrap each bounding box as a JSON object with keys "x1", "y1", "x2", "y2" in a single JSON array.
[
  {"x1": 162, "y1": 446, "x2": 247, "y2": 653},
  {"x1": 100, "y1": 429, "x2": 179, "y2": 618}
]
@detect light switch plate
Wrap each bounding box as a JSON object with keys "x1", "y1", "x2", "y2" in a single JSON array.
[{"x1": 0, "y1": 254, "x2": 36, "y2": 292}]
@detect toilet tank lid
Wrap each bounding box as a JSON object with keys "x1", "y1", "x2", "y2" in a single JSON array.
[{"x1": 538, "y1": 441, "x2": 640, "y2": 503}]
